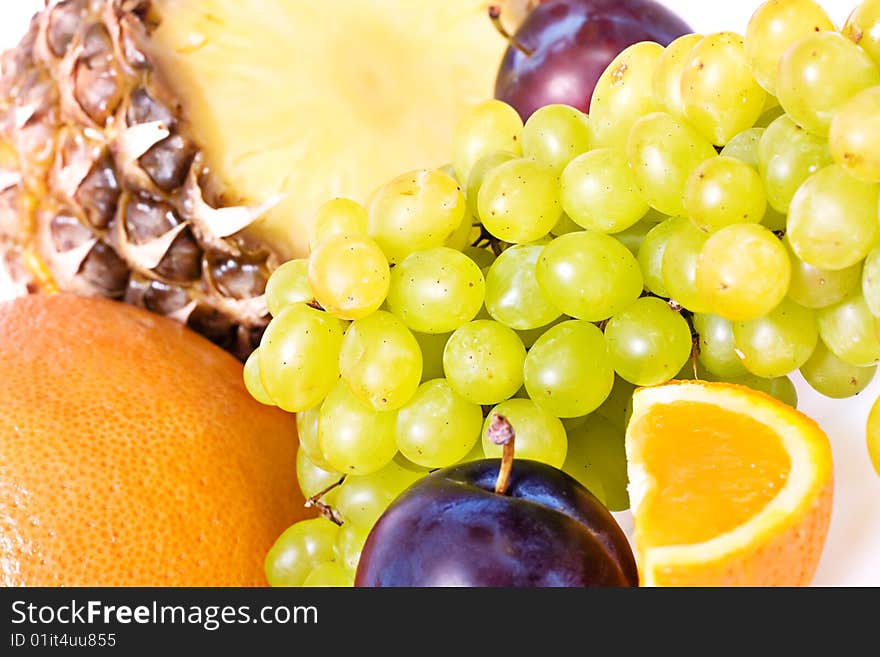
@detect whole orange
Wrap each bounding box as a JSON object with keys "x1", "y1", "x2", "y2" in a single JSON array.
[{"x1": 0, "y1": 294, "x2": 307, "y2": 586}]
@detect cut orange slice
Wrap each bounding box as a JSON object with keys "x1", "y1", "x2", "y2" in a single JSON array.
[{"x1": 625, "y1": 380, "x2": 834, "y2": 586}]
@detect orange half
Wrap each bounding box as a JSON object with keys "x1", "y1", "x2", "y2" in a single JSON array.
[{"x1": 625, "y1": 380, "x2": 833, "y2": 586}]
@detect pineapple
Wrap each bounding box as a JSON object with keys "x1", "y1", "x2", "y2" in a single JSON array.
[{"x1": 0, "y1": 0, "x2": 521, "y2": 358}]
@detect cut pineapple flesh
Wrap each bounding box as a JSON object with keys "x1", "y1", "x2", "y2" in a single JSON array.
[{"x1": 147, "y1": 0, "x2": 513, "y2": 259}]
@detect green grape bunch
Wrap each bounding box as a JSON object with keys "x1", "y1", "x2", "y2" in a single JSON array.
[{"x1": 251, "y1": 0, "x2": 880, "y2": 587}]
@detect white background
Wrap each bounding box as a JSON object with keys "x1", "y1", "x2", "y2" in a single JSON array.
[{"x1": 1, "y1": 0, "x2": 877, "y2": 585}]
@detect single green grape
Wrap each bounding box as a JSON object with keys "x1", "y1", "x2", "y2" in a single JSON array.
[
  {"x1": 453, "y1": 99, "x2": 523, "y2": 184},
  {"x1": 334, "y1": 524, "x2": 369, "y2": 574},
  {"x1": 744, "y1": 0, "x2": 835, "y2": 96},
  {"x1": 866, "y1": 395, "x2": 880, "y2": 476},
  {"x1": 626, "y1": 111, "x2": 717, "y2": 217},
  {"x1": 732, "y1": 298, "x2": 818, "y2": 378},
  {"x1": 719, "y1": 127, "x2": 764, "y2": 169},
  {"x1": 563, "y1": 414, "x2": 629, "y2": 512},
  {"x1": 481, "y1": 399, "x2": 567, "y2": 468},
  {"x1": 478, "y1": 158, "x2": 562, "y2": 244},
  {"x1": 258, "y1": 304, "x2": 345, "y2": 412},
  {"x1": 660, "y1": 216, "x2": 711, "y2": 313},
  {"x1": 302, "y1": 561, "x2": 353, "y2": 587},
  {"x1": 800, "y1": 339, "x2": 877, "y2": 398},
  {"x1": 757, "y1": 115, "x2": 833, "y2": 213},
  {"x1": 787, "y1": 164, "x2": 880, "y2": 271},
  {"x1": 523, "y1": 320, "x2": 614, "y2": 417},
  {"x1": 590, "y1": 41, "x2": 663, "y2": 148},
  {"x1": 829, "y1": 86, "x2": 880, "y2": 182},
  {"x1": 367, "y1": 169, "x2": 466, "y2": 264},
  {"x1": 386, "y1": 247, "x2": 485, "y2": 334},
  {"x1": 604, "y1": 297, "x2": 693, "y2": 386},
  {"x1": 785, "y1": 237, "x2": 861, "y2": 309},
  {"x1": 697, "y1": 223, "x2": 790, "y2": 321},
  {"x1": 296, "y1": 406, "x2": 333, "y2": 470},
  {"x1": 817, "y1": 292, "x2": 880, "y2": 366},
  {"x1": 484, "y1": 244, "x2": 561, "y2": 330},
  {"x1": 310, "y1": 198, "x2": 369, "y2": 251},
  {"x1": 638, "y1": 217, "x2": 679, "y2": 297},
  {"x1": 777, "y1": 31, "x2": 880, "y2": 137},
  {"x1": 681, "y1": 32, "x2": 766, "y2": 145},
  {"x1": 338, "y1": 311, "x2": 422, "y2": 411},
  {"x1": 295, "y1": 448, "x2": 342, "y2": 502},
  {"x1": 308, "y1": 234, "x2": 390, "y2": 320},
  {"x1": 413, "y1": 331, "x2": 450, "y2": 382},
  {"x1": 395, "y1": 378, "x2": 483, "y2": 468},
  {"x1": 727, "y1": 373, "x2": 798, "y2": 408},
  {"x1": 318, "y1": 380, "x2": 398, "y2": 475},
  {"x1": 864, "y1": 248, "x2": 880, "y2": 317},
  {"x1": 560, "y1": 148, "x2": 649, "y2": 233},
  {"x1": 536, "y1": 231, "x2": 643, "y2": 322},
  {"x1": 684, "y1": 156, "x2": 767, "y2": 232},
  {"x1": 334, "y1": 459, "x2": 423, "y2": 529},
  {"x1": 466, "y1": 152, "x2": 517, "y2": 217},
  {"x1": 692, "y1": 312, "x2": 749, "y2": 379},
  {"x1": 653, "y1": 33, "x2": 705, "y2": 119},
  {"x1": 243, "y1": 348, "x2": 274, "y2": 406},
  {"x1": 265, "y1": 518, "x2": 339, "y2": 587},
  {"x1": 843, "y1": 0, "x2": 880, "y2": 65},
  {"x1": 443, "y1": 320, "x2": 526, "y2": 405},
  {"x1": 265, "y1": 259, "x2": 312, "y2": 317},
  {"x1": 522, "y1": 104, "x2": 591, "y2": 173}
]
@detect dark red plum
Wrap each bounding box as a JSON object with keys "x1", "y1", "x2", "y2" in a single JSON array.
[
  {"x1": 354, "y1": 458, "x2": 638, "y2": 587},
  {"x1": 494, "y1": 0, "x2": 692, "y2": 120}
]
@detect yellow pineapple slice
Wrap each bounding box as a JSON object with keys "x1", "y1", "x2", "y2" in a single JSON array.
[{"x1": 146, "y1": 0, "x2": 517, "y2": 258}]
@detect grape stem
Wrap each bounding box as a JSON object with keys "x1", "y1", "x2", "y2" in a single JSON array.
[
  {"x1": 488, "y1": 5, "x2": 534, "y2": 57},
  {"x1": 304, "y1": 476, "x2": 346, "y2": 526},
  {"x1": 689, "y1": 333, "x2": 700, "y2": 379},
  {"x1": 472, "y1": 225, "x2": 505, "y2": 256},
  {"x1": 488, "y1": 413, "x2": 516, "y2": 495}
]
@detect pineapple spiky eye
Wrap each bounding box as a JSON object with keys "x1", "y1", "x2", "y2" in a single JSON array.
[{"x1": 1, "y1": 0, "x2": 517, "y2": 358}]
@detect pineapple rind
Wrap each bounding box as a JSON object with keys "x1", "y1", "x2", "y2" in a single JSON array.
[{"x1": 0, "y1": 0, "x2": 274, "y2": 359}]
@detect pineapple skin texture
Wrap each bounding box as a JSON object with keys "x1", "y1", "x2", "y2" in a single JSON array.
[{"x1": 0, "y1": 0, "x2": 275, "y2": 359}]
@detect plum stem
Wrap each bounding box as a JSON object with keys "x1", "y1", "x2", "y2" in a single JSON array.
[
  {"x1": 304, "y1": 476, "x2": 346, "y2": 526},
  {"x1": 488, "y1": 6, "x2": 534, "y2": 57},
  {"x1": 488, "y1": 413, "x2": 516, "y2": 495}
]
